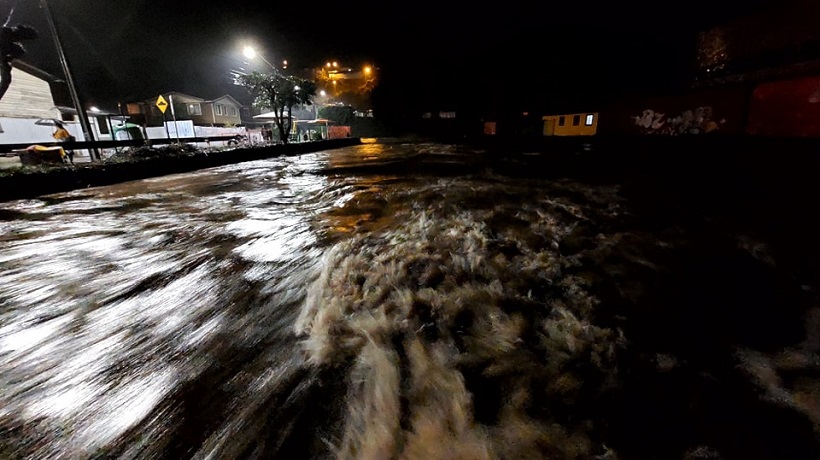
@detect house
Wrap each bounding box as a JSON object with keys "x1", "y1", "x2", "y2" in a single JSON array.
[
  {"x1": 542, "y1": 112, "x2": 599, "y2": 136},
  {"x1": 0, "y1": 61, "x2": 75, "y2": 145},
  {"x1": 125, "y1": 92, "x2": 243, "y2": 127}
]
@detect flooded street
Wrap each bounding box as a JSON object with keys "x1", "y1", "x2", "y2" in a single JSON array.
[{"x1": 1, "y1": 141, "x2": 819, "y2": 459}]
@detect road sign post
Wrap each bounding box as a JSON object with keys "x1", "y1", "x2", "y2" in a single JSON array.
[
  {"x1": 168, "y1": 94, "x2": 180, "y2": 144},
  {"x1": 156, "y1": 95, "x2": 171, "y2": 141}
]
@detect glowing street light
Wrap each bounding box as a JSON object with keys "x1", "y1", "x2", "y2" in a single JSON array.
[
  {"x1": 364, "y1": 66, "x2": 372, "y2": 76},
  {"x1": 319, "y1": 90, "x2": 327, "y2": 96},
  {"x1": 326, "y1": 62, "x2": 331, "y2": 68},
  {"x1": 332, "y1": 61, "x2": 338, "y2": 68},
  {"x1": 243, "y1": 45, "x2": 276, "y2": 71}
]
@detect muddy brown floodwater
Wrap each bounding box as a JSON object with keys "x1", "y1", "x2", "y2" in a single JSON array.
[{"x1": 0, "y1": 140, "x2": 818, "y2": 459}]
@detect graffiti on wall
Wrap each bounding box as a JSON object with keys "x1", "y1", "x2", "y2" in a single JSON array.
[{"x1": 633, "y1": 107, "x2": 726, "y2": 135}]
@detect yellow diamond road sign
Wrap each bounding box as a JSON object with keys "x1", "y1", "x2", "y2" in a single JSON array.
[{"x1": 156, "y1": 95, "x2": 169, "y2": 114}]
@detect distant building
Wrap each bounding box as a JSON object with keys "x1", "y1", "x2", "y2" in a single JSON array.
[
  {"x1": 542, "y1": 112, "x2": 598, "y2": 136},
  {"x1": 125, "y1": 92, "x2": 243, "y2": 127}
]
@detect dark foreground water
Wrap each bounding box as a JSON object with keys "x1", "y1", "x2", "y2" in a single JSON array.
[{"x1": 0, "y1": 140, "x2": 818, "y2": 459}]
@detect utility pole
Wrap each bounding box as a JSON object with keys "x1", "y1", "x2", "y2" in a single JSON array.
[{"x1": 41, "y1": 0, "x2": 99, "y2": 161}]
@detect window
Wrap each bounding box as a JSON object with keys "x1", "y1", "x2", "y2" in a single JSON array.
[
  {"x1": 572, "y1": 115, "x2": 581, "y2": 126},
  {"x1": 585, "y1": 114, "x2": 594, "y2": 126},
  {"x1": 229, "y1": 106, "x2": 237, "y2": 117},
  {"x1": 214, "y1": 104, "x2": 224, "y2": 116},
  {"x1": 96, "y1": 116, "x2": 109, "y2": 134},
  {"x1": 188, "y1": 103, "x2": 202, "y2": 116},
  {"x1": 127, "y1": 103, "x2": 142, "y2": 115},
  {"x1": 558, "y1": 116, "x2": 565, "y2": 126},
  {"x1": 439, "y1": 111, "x2": 456, "y2": 119}
]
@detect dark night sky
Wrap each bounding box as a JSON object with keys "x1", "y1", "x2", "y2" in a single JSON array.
[{"x1": 6, "y1": 0, "x2": 766, "y2": 114}]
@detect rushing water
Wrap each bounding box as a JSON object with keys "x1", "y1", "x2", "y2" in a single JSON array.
[{"x1": 0, "y1": 140, "x2": 818, "y2": 459}]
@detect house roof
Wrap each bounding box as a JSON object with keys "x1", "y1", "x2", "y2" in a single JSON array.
[
  {"x1": 12, "y1": 61, "x2": 63, "y2": 83},
  {"x1": 208, "y1": 94, "x2": 243, "y2": 106},
  {"x1": 141, "y1": 91, "x2": 206, "y2": 103},
  {"x1": 165, "y1": 91, "x2": 205, "y2": 102},
  {"x1": 56, "y1": 106, "x2": 126, "y2": 118}
]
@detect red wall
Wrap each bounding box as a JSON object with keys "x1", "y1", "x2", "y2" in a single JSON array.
[{"x1": 747, "y1": 76, "x2": 820, "y2": 137}]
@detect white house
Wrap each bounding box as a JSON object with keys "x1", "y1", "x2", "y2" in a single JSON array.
[{"x1": 0, "y1": 61, "x2": 86, "y2": 145}]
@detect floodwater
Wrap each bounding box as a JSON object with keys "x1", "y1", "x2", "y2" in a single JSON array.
[{"x1": 0, "y1": 140, "x2": 818, "y2": 459}]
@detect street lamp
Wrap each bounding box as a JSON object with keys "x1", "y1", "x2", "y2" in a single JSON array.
[
  {"x1": 40, "y1": 0, "x2": 98, "y2": 160},
  {"x1": 364, "y1": 66, "x2": 372, "y2": 76},
  {"x1": 243, "y1": 45, "x2": 276, "y2": 72}
]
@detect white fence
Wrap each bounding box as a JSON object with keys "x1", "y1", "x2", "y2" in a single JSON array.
[{"x1": 145, "y1": 122, "x2": 247, "y2": 148}]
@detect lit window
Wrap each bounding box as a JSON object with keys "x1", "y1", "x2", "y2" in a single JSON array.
[
  {"x1": 422, "y1": 112, "x2": 432, "y2": 119},
  {"x1": 439, "y1": 111, "x2": 456, "y2": 119},
  {"x1": 188, "y1": 103, "x2": 202, "y2": 116},
  {"x1": 585, "y1": 114, "x2": 594, "y2": 126},
  {"x1": 572, "y1": 115, "x2": 581, "y2": 126},
  {"x1": 558, "y1": 116, "x2": 565, "y2": 126}
]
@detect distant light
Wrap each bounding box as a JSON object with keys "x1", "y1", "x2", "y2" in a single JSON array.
[
  {"x1": 320, "y1": 90, "x2": 327, "y2": 96},
  {"x1": 294, "y1": 85, "x2": 301, "y2": 91},
  {"x1": 364, "y1": 66, "x2": 372, "y2": 75},
  {"x1": 283, "y1": 60, "x2": 288, "y2": 65},
  {"x1": 326, "y1": 62, "x2": 331, "y2": 68},
  {"x1": 89, "y1": 106, "x2": 100, "y2": 113},
  {"x1": 243, "y1": 46, "x2": 257, "y2": 60},
  {"x1": 332, "y1": 61, "x2": 338, "y2": 67}
]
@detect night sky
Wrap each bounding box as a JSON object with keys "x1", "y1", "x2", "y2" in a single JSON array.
[{"x1": 6, "y1": 0, "x2": 765, "y2": 115}]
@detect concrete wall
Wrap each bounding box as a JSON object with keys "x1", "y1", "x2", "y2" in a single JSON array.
[
  {"x1": 0, "y1": 118, "x2": 63, "y2": 144},
  {"x1": 747, "y1": 75, "x2": 820, "y2": 137}
]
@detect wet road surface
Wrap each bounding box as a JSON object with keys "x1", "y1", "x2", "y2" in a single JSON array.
[{"x1": 1, "y1": 141, "x2": 819, "y2": 459}]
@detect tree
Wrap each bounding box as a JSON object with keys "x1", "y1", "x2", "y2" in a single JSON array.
[
  {"x1": 319, "y1": 105, "x2": 355, "y2": 124},
  {"x1": 239, "y1": 71, "x2": 317, "y2": 144},
  {"x1": 0, "y1": 23, "x2": 37, "y2": 102}
]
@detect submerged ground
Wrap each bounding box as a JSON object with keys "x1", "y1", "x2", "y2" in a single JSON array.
[{"x1": 0, "y1": 140, "x2": 818, "y2": 459}]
